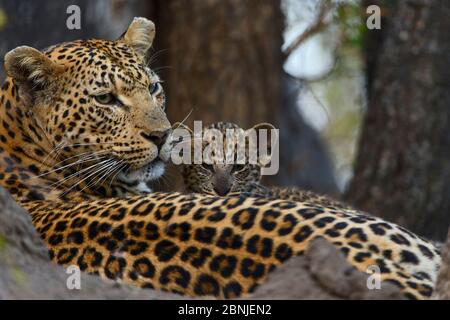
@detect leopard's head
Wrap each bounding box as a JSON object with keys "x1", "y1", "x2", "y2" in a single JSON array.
[{"x1": 4, "y1": 18, "x2": 172, "y2": 194}]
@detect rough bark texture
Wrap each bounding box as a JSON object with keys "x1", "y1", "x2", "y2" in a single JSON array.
[
  {"x1": 0, "y1": 186, "x2": 403, "y2": 299},
  {"x1": 363, "y1": 0, "x2": 396, "y2": 100},
  {"x1": 346, "y1": 0, "x2": 450, "y2": 240},
  {"x1": 0, "y1": 0, "x2": 151, "y2": 82},
  {"x1": 433, "y1": 228, "x2": 450, "y2": 299},
  {"x1": 156, "y1": 0, "x2": 283, "y2": 128}
]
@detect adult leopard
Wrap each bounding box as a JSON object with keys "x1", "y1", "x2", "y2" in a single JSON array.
[{"x1": 0, "y1": 18, "x2": 441, "y2": 299}]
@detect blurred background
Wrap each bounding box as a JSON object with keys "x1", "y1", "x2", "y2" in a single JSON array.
[{"x1": 0, "y1": 0, "x2": 448, "y2": 240}]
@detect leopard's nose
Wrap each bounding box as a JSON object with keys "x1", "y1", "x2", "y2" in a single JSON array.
[{"x1": 141, "y1": 129, "x2": 171, "y2": 149}]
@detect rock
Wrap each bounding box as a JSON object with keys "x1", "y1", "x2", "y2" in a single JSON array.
[
  {"x1": 0, "y1": 187, "x2": 182, "y2": 299},
  {"x1": 249, "y1": 238, "x2": 403, "y2": 299},
  {"x1": 432, "y1": 228, "x2": 450, "y2": 299}
]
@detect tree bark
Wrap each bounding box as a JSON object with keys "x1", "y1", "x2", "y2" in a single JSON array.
[
  {"x1": 155, "y1": 0, "x2": 283, "y2": 128},
  {"x1": 346, "y1": 0, "x2": 450, "y2": 240},
  {"x1": 363, "y1": 0, "x2": 396, "y2": 100},
  {"x1": 0, "y1": 0, "x2": 151, "y2": 82}
]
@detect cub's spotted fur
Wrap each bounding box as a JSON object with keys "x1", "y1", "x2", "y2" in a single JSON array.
[
  {"x1": 0, "y1": 19, "x2": 441, "y2": 299},
  {"x1": 182, "y1": 122, "x2": 351, "y2": 210}
]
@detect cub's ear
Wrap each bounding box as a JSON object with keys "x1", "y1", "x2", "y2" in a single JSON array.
[
  {"x1": 246, "y1": 123, "x2": 278, "y2": 167},
  {"x1": 121, "y1": 17, "x2": 155, "y2": 58},
  {"x1": 248, "y1": 123, "x2": 278, "y2": 147},
  {"x1": 251, "y1": 123, "x2": 277, "y2": 133},
  {"x1": 4, "y1": 46, "x2": 64, "y2": 88}
]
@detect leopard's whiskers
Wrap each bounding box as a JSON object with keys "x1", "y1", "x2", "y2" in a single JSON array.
[
  {"x1": 92, "y1": 159, "x2": 126, "y2": 190},
  {"x1": 152, "y1": 66, "x2": 173, "y2": 73},
  {"x1": 32, "y1": 151, "x2": 109, "y2": 180},
  {"x1": 173, "y1": 109, "x2": 193, "y2": 131},
  {"x1": 78, "y1": 159, "x2": 120, "y2": 194},
  {"x1": 49, "y1": 157, "x2": 110, "y2": 191},
  {"x1": 49, "y1": 149, "x2": 109, "y2": 170},
  {"x1": 147, "y1": 48, "x2": 168, "y2": 66},
  {"x1": 159, "y1": 174, "x2": 171, "y2": 190},
  {"x1": 58, "y1": 158, "x2": 116, "y2": 197},
  {"x1": 41, "y1": 141, "x2": 115, "y2": 166},
  {"x1": 108, "y1": 162, "x2": 129, "y2": 189},
  {"x1": 41, "y1": 140, "x2": 66, "y2": 166}
]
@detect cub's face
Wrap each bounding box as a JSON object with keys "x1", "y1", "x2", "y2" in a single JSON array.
[
  {"x1": 4, "y1": 18, "x2": 172, "y2": 189},
  {"x1": 182, "y1": 122, "x2": 275, "y2": 196},
  {"x1": 183, "y1": 161, "x2": 262, "y2": 197}
]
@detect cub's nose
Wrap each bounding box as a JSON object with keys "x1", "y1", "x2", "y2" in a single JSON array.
[
  {"x1": 141, "y1": 129, "x2": 171, "y2": 149},
  {"x1": 213, "y1": 183, "x2": 232, "y2": 196}
]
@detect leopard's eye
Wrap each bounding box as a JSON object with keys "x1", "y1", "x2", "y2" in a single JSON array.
[
  {"x1": 94, "y1": 93, "x2": 116, "y2": 105},
  {"x1": 149, "y1": 82, "x2": 160, "y2": 95}
]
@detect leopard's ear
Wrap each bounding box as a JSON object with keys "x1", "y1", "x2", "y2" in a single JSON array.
[
  {"x1": 4, "y1": 46, "x2": 64, "y2": 88},
  {"x1": 121, "y1": 17, "x2": 155, "y2": 58}
]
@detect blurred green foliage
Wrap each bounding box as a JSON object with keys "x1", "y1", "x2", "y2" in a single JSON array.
[
  {"x1": 0, "y1": 8, "x2": 7, "y2": 31},
  {"x1": 11, "y1": 266, "x2": 27, "y2": 286},
  {"x1": 0, "y1": 234, "x2": 6, "y2": 251},
  {"x1": 337, "y1": 1, "x2": 366, "y2": 49},
  {"x1": 0, "y1": 235, "x2": 27, "y2": 285},
  {"x1": 307, "y1": 0, "x2": 366, "y2": 190}
]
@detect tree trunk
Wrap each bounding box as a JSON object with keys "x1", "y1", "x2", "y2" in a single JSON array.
[
  {"x1": 155, "y1": 0, "x2": 283, "y2": 128},
  {"x1": 346, "y1": 0, "x2": 450, "y2": 240},
  {"x1": 0, "y1": 0, "x2": 150, "y2": 82},
  {"x1": 363, "y1": 0, "x2": 396, "y2": 100}
]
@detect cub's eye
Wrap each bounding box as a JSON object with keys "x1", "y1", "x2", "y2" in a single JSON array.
[
  {"x1": 149, "y1": 82, "x2": 160, "y2": 95},
  {"x1": 233, "y1": 164, "x2": 245, "y2": 172},
  {"x1": 94, "y1": 93, "x2": 115, "y2": 105}
]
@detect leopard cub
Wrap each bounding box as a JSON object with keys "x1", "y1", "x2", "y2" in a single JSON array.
[{"x1": 181, "y1": 121, "x2": 351, "y2": 209}]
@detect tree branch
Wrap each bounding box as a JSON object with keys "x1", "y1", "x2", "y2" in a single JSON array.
[{"x1": 284, "y1": 0, "x2": 333, "y2": 57}]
